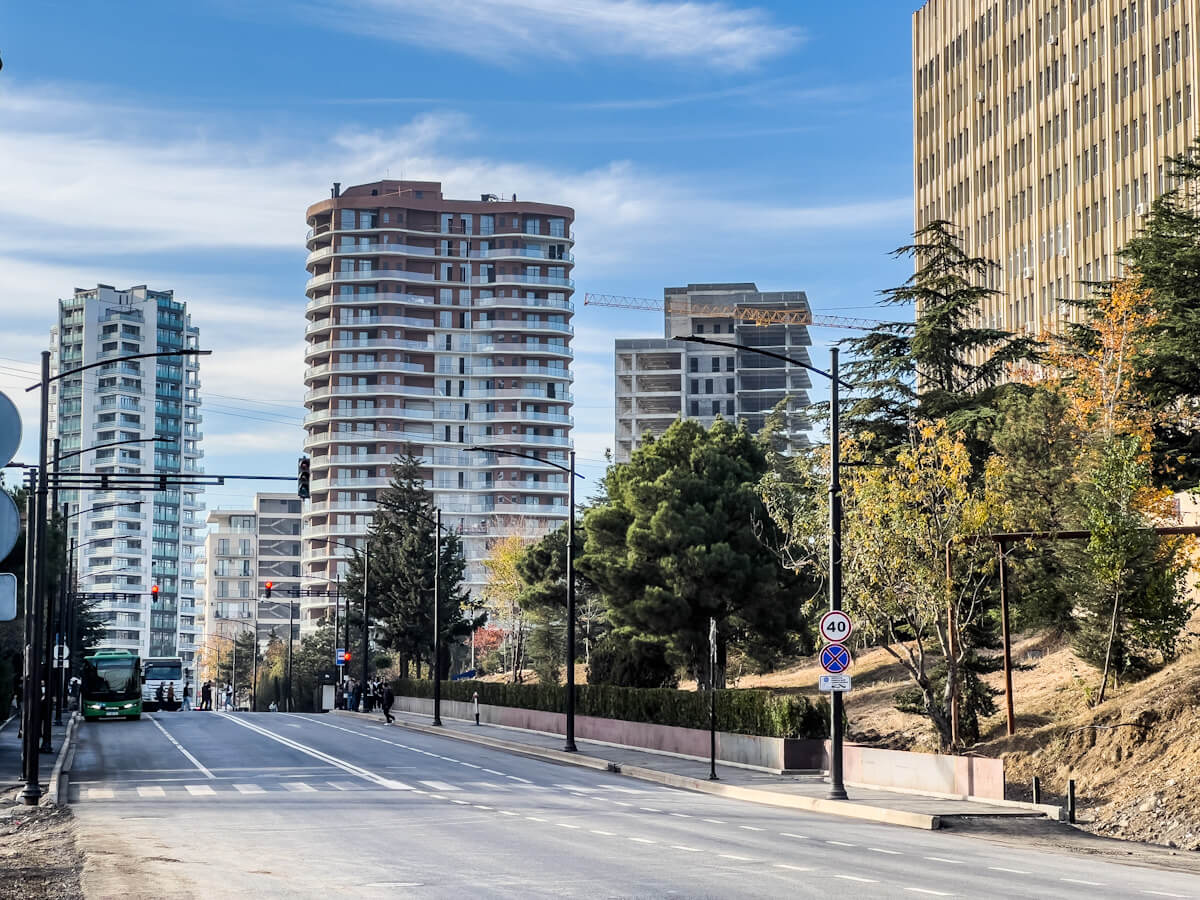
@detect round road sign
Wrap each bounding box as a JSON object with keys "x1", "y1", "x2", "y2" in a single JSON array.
[
  {"x1": 0, "y1": 491, "x2": 19, "y2": 561},
  {"x1": 819, "y1": 610, "x2": 854, "y2": 644},
  {"x1": 819, "y1": 643, "x2": 852, "y2": 674},
  {"x1": 0, "y1": 390, "x2": 21, "y2": 469}
]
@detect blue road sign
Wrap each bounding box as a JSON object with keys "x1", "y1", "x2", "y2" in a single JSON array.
[
  {"x1": 820, "y1": 643, "x2": 851, "y2": 674},
  {"x1": 335, "y1": 648, "x2": 346, "y2": 666}
]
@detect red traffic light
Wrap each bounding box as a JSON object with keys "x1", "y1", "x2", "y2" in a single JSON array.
[
  {"x1": 343, "y1": 652, "x2": 352, "y2": 662},
  {"x1": 264, "y1": 581, "x2": 274, "y2": 599},
  {"x1": 151, "y1": 585, "x2": 159, "y2": 595}
]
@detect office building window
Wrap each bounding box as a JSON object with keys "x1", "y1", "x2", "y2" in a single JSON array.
[{"x1": 711, "y1": 357, "x2": 720, "y2": 372}]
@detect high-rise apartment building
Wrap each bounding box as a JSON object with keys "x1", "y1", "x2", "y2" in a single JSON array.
[
  {"x1": 302, "y1": 181, "x2": 575, "y2": 622},
  {"x1": 614, "y1": 284, "x2": 812, "y2": 462},
  {"x1": 914, "y1": 0, "x2": 1197, "y2": 339},
  {"x1": 49, "y1": 284, "x2": 204, "y2": 664},
  {"x1": 196, "y1": 493, "x2": 303, "y2": 668}
]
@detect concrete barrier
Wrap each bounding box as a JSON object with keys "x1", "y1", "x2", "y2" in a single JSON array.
[{"x1": 49, "y1": 712, "x2": 80, "y2": 806}]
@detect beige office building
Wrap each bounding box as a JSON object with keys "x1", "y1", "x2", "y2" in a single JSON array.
[{"x1": 913, "y1": 0, "x2": 1197, "y2": 337}]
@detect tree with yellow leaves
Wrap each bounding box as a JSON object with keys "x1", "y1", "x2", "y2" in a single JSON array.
[{"x1": 481, "y1": 532, "x2": 532, "y2": 682}]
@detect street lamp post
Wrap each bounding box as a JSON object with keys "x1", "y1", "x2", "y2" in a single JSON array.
[
  {"x1": 676, "y1": 335, "x2": 852, "y2": 800},
  {"x1": 432, "y1": 508, "x2": 442, "y2": 726},
  {"x1": 466, "y1": 445, "x2": 580, "y2": 752}
]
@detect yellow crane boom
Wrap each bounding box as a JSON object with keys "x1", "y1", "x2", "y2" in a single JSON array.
[{"x1": 583, "y1": 293, "x2": 882, "y2": 331}]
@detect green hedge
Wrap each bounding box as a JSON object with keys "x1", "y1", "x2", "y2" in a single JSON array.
[{"x1": 391, "y1": 678, "x2": 828, "y2": 739}]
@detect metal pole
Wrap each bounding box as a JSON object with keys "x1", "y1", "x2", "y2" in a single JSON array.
[
  {"x1": 998, "y1": 540, "x2": 1016, "y2": 736},
  {"x1": 20, "y1": 489, "x2": 37, "y2": 800},
  {"x1": 947, "y1": 541, "x2": 959, "y2": 748},
  {"x1": 709, "y1": 616, "x2": 718, "y2": 781},
  {"x1": 827, "y1": 347, "x2": 847, "y2": 801},
  {"x1": 333, "y1": 579, "x2": 341, "y2": 683},
  {"x1": 564, "y1": 449, "x2": 577, "y2": 752},
  {"x1": 232, "y1": 642, "x2": 237, "y2": 709},
  {"x1": 287, "y1": 601, "x2": 295, "y2": 712},
  {"x1": 360, "y1": 540, "x2": 369, "y2": 701},
  {"x1": 432, "y1": 509, "x2": 442, "y2": 726},
  {"x1": 252, "y1": 600, "x2": 259, "y2": 711},
  {"x1": 54, "y1": 501, "x2": 67, "y2": 726}
]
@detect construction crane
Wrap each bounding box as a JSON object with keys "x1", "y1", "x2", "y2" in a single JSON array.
[{"x1": 583, "y1": 293, "x2": 883, "y2": 331}]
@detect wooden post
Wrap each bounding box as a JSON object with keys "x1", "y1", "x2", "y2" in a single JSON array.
[{"x1": 997, "y1": 539, "x2": 1016, "y2": 736}]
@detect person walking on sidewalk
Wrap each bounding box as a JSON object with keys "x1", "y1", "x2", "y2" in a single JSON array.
[
  {"x1": 381, "y1": 684, "x2": 394, "y2": 724},
  {"x1": 200, "y1": 681, "x2": 211, "y2": 711},
  {"x1": 182, "y1": 681, "x2": 192, "y2": 711}
]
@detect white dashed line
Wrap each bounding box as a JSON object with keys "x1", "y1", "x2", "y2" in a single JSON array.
[
  {"x1": 451, "y1": 800, "x2": 469, "y2": 805},
  {"x1": 835, "y1": 875, "x2": 878, "y2": 884},
  {"x1": 1062, "y1": 878, "x2": 1104, "y2": 886},
  {"x1": 418, "y1": 781, "x2": 458, "y2": 791},
  {"x1": 719, "y1": 854, "x2": 755, "y2": 862},
  {"x1": 870, "y1": 847, "x2": 902, "y2": 855},
  {"x1": 86, "y1": 788, "x2": 114, "y2": 799},
  {"x1": 482, "y1": 769, "x2": 505, "y2": 776},
  {"x1": 136, "y1": 786, "x2": 165, "y2": 798},
  {"x1": 639, "y1": 807, "x2": 662, "y2": 813},
  {"x1": 612, "y1": 801, "x2": 633, "y2": 807},
  {"x1": 557, "y1": 823, "x2": 581, "y2": 830},
  {"x1": 185, "y1": 785, "x2": 216, "y2": 796},
  {"x1": 988, "y1": 867, "x2": 1030, "y2": 875},
  {"x1": 780, "y1": 832, "x2": 808, "y2": 840},
  {"x1": 473, "y1": 805, "x2": 493, "y2": 810},
  {"x1": 629, "y1": 837, "x2": 657, "y2": 844},
  {"x1": 775, "y1": 864, "x2": 813, "y2": 872},
  {"x1": 429, "y1": 794, "x2": 446, "y2": 800},
  {"x1": 672, "y1": 846, "x2": 702, "y2": 853},
  {"x1": 827, "y1": 840, "x2": 857, "y2": 847},
  {"x1": 924, "y1": 856, "x2": 964, "y2": 864},
  {"x1": 703, "y1": 818, "x2": 726, "y2": 824},
  {"x1": 905, "y1": 889, "x2": 950, "y2": 896},
  {"x1": 591, "y1": 830, "x2": 615, "y2": 836},
  {"x1": 233, "y1": 784, "x2": 265, "y2": 794},
  {"x1": 499, "y1": 811, "x2": 519, "y2": 817},
  {"x1": 739, "y1": 825, "x2": 764, "y2": 832},
  {"x1": 460, "y1": 763, "x2": 482, "y2": 769},
  {"x1": 525, "y1": 816, "x2": 546, "y2": 822},
  {"x1": 282, "y1": 782, "x2": 317, "y2": 792},
  {"x1": 506, "y1": 775, "x2": 532, "y2": 783},
  {"x1": 1141, "y1": 891, "x2": 1187, "y2": 898},
  {"x1": 670, "y1": 813, "x2": 692, "y2": 818}
]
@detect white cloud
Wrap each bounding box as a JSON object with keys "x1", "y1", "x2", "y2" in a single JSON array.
[{"x1": 306, "y1": 0, "x2": 800, "y2": 70}]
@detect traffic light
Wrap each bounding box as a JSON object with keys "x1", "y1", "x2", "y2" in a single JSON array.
[
  {"x1": 343, "y1": 651, "x2": 352, "y2": 664},
  {"x1": 150, "y1": 585, "x2": 159, "y2": 597},
  {"x1": 297, "y1": 456, "x2": 311, "y2": 499},
  {"x1": 264, "y1": 581, "x2": 274, "y2": 599}
]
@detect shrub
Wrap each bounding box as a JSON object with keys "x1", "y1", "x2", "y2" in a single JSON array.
[
  {"x1": 391, "y1": 677, "x2": 828, "y2": 739},
  {"x1": 587, "y1": 633, "x2": 678, "y2": 689}
]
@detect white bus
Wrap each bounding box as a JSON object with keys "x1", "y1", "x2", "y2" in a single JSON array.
[{"x1": 142, "y1": 656, "x2": 189, "y2": 711}]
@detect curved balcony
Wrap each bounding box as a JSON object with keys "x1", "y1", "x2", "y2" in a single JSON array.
[
  {"x1": 306, "y1": 360, "x2": 430, "y2": 380},
  {"x1": 478, "y1": 432, "x2": 571, "y2": 447},
  {"x1": 470, "y1": 410, "x2": 572, "y2": 425},
  {"x1": 306, "y1": 242, "x2": 439, "y2": 266},
  {"x1": 305, "y1": 223, "x2": 574, "y2": 250},
  {"x1": 310, "y1": 475, "x2": 393, "y2": 491},
  {"x1": 306, "y1": 270, "x2": 445, "y2": 293},
  {"x1": 472, "y1": 274, "x2": 574, "y2": 289},
  {"x1": 310, "y1": 452, "x2": 405, "y2": 469},
  {"x1": 304, "y1": 337, "x2": 435, "y2": 360},
  {"x1": 305, "y1": 314, "x2": 437, "y2": 336},
  {"x1": 304, "y1": 383, "x2": 438, "y2": 403},
  {"x1": 306, "y1": 291, "x2": 438, "y2": 314},
  {"x1": 473, "y1": 320, "x2": 573, "y2": 335},
  {"x1": 303, "y1": 427, "x2": 436, "y2": 447},
  {"x1": 474, "y1": 296, "x2": 573, "y2": 312},
  {"x1": 303, "y1": 500, "x2": 378, "y2": 516}
]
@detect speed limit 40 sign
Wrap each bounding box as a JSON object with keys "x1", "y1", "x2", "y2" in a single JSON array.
[{"x1": 819, "y1": 610, "x2": 853, "y2": 644}]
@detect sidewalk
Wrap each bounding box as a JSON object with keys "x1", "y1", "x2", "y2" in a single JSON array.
[
  {"x1": 0, "y1": 708, "x2": 71, "y2": 797},
  {"x1": 333, "y1": 707, "x2": 1060, "y2": 830}
]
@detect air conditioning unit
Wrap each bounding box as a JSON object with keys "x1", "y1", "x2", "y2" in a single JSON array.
[
  {"x1": 1048, "y1": 34, "x2": 1058, "y2": 45},
  {"x1": 1135, "y1": 202, "x2": 1145, "y2": 215},
  {"x1": 1023, "y1": 267, "x2": 1034, "y2": 279},
  {"x1": 1069, "y1": 72, "x2": 1079, "y2": 84},
  {"x1": 1059, "y1": 247, "x2": 1069, "y2": 257},
  {"x1": 975, "y1": 91, "x2": 985, "y2": 103}
]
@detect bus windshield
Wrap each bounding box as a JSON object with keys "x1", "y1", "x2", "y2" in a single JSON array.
[
  {"x1": 145, "y1": 662, "x2": 182, "y2": 682},
  {"x1": 83, "y1": 658, "x2": 141, "y2": 701}
]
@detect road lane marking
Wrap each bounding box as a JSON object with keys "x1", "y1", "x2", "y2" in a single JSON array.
[
  {"x1": 1141, "y1": 891, "x2": 1187, "y2": 898},
  {"x1": 470, "y1": 782, "x2": 510, "y2": 791},
  {"x1": 612, "y1": 801, "x2": 632, "y2": 807},
  {"x1": 557, "y1": 823, "x2": 581, "y2": 830},
  {"x1": 506, "y1": 775, "x2": 532, "y2": 783},
  {"x1": 988, "y1": 867, "x2": 1029, "y2": 874},
  {"x1": 629, "y1": 837, "x2": 656, "y2": 844},
  {"x1": 703, "y1": 818, "x2": 726, "y2": 824},
  {"x1": 482, "y1": 769, "x2": 506, "y2": 776},
  {"x1": 473, "y1": 805, "x2": 493, "y2": 810},
  {"x1": 216, "y1": 714, "x2": 412, "y2": 791},
  {"x1": 639, "y1": 807, "x2": 662, "y2": 813},
  {"x1": 136, "y1": 786, "x2": 165, "y2": 798},
  {"x1": 460, "y1": 763, "x2": 482, "y2": 769},
  {"x1": 775, "y1": 864, "x2": 813, "y2": 872},
  {"x1": 87, "y1": 788, "x2": 114, "y2": 800},
  {"x1": 780, "y1": 832, "x2": 809, "y2": 840},
  {"x1": 185, "y1": 785, "x2": 216, "y2": 796},
  {"x1": 835, "y1": 875, "x2": 878, "y2": 884},
  {"x1": 672, "y1": 846, "x2": 702, "y2": 853},
  {"x1": 451, "y1": 800, "x2": 469, "y2": 805},
  {"x1": 924, "y1": 856, "x2": 964, "y2": 864},
  {"x1": 719, "y1": 854, "x2": 755, "y2": 861},
  {"x1": 149, "y1": 714, "x2": 214, "y2": 779},
  {"x1": 525, "y1": 816, "x2": 546, "y2": 822},
  {"x1": 499, "y1": 811, "x2": 519, "y2": 816},
  {"x1": 827, "y1": 840, "x2": 857, "y2": 847},
  {"x1": 234, "y1": 784, "x2": 266, "y2": 794},
  {"x1": 282, "y1": 782, "x2": 317, "y2": 792},
  {"x1": 591, "y1": 830, "x2": 615, "y2": 836},
  {"x1": 905, "y1": 889, "x2": 950, "y2": 896},
  {"x1": 870, "y1": 848, "x2": 902, "y2": 855},
  {"x1": 670, "y1": 813, "x2": 692, "y2": 818},
  {"x1": 1062, "y1": 878, "x2": 1104, "y2": 886},
  {"x1": 419, "y1": 780, "x2": 458, "y2": 791},
  {"x1": 739, "y1": 825, "x2": 764, "y2": 832}
]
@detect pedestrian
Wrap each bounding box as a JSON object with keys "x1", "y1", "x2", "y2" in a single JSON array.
[
  {"x1": 268, "y1": 700, "x2": 278, "y2": 712},
  {"x1": 349, "y1": 678, "x2": 359, "y2": 713},
  {"x1": 167, "y1": 682, "x2": 176, "y2": 709},
  {"x1": 200, "y1": 681, "x2": 211, "y2": 711},
  {"x1": 155, "y1": 682, "x2": 165, "y2": 707},
  {"x1": 182, "y1": 681, "x2": 192, "y2": 711},
  {"x1": 334, "y1": 683, "x2": 344, "y2": 710},
  {"x1": 381, "y1": 683, "x2": 394, "y2": 724},
  {"x1": 224, "y1": 683, "x2": 233, "y2": 711}
]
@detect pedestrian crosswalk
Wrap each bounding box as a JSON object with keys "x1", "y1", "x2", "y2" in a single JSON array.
[{"x1": 78, "y1": 779, "x2": 662, "y2": 802}]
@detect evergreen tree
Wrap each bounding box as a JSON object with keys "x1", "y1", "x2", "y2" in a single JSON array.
[
  {"x1": 843, "y1": 220, "x2": 1037, "y2": 460},
  {"x1": 580, "y1": 418, "x2": 813, "y2": 682},
  {"x1": 342, "y1": 450, "x2": 470, "y2": 677},
  {"x1": 1121, "y1": 136, "x2": 1200, "y2": 488}
]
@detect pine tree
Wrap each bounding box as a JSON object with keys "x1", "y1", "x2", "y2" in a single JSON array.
[
  {"x1": 1121, "y1": 136, "x2": 1200, "y2": 488},
  {"x1": 843, "y1": 220, "x2": 1037, "y2": 460},
  {"x1": 580, "y1": 418, "x2": 814, "y2": 682},
  {"x1": 342, "y1": 449, "x2": 469, "y2": 677}
]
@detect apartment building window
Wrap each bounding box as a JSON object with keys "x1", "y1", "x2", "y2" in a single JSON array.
[
  {"x1": 525, "y1": 218, "x2": 541, "y2": 235},
  {"x1": 549, "y1": 218, "x2": 566, "y2": 237},
  {"x1": 712, "y1": 401, "x2": 721, "y2": 416},
  {"x1": 726, "y1": 378, "x2": 735, "y2": 393},
  {"x1": 689, "y1": 401, "x2": 699, "y2": 416},
  {"x1": 689, "y1": 379, "x2": 699, "y2": 394},
  {"x1": 705, "y1": 379, "x2": 713, "y2": 394},
  {"x1": 726, "y1": 400, "x2": 735, "y2": 415},
  {"x1": 689, "y1": 358, "x2": 698, "y2": 373},
  {"x1": 710, "y1": 357, "x2": 720, "y2": 372},
  {"x1": 726, "y1": 357, "x2": 735, "y2": 372}
]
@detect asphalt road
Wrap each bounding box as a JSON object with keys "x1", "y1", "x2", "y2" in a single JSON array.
[{"x1": 69, "y1": 712, "x2": 1200, "y2": 899}]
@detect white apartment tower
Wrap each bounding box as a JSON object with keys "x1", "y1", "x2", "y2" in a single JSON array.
[
  {"x1": 913, "y1": 0, "x2": 1198, "y2": 339},
  {"x1": 49, "y1": 284, "x2": 204, "y2": 665},
  {"x1": 301, "y1": 181, "x2": 575, "y2": 625}
]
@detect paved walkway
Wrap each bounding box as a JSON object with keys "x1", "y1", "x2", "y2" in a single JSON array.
[
  {"x1": 336, "y1": 707, "x2": 1052, "y2": 825},
  {"x1": 0, "y1": 705, "x2": 70, "y2": 795}
]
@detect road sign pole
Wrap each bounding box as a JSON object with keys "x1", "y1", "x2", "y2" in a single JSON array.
[{"x1": 828, "y1": 347, "x2": 847, "y2": 801}]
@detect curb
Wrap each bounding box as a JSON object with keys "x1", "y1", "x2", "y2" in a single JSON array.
[
  {"x1": 333, "y1": 710, "x2": 939, "y2": 831},
  {"x1": 48, "y1": 713, "x2": 80, "y2": 806}
]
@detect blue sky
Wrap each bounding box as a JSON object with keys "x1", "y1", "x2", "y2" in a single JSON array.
[{"x1": 0, "y1": 0, "x2": 917, "y2": 506}]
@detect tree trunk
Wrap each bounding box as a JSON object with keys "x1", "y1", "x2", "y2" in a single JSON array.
[{"x1": 1096, "y1": 584, "x2": 1122, "y2": 706}]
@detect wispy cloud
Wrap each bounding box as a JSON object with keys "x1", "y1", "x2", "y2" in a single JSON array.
[{"x1": 303, "y1": 0, "x2": 801, "y2": 70}]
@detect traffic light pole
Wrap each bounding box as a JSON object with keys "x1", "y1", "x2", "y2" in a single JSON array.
[{"x1": 432, "y1": 508, "x2": 442, "y2": 727}]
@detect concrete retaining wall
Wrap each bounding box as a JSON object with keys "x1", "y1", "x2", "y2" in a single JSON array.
[{"x1": 393, "y1": 694, "x2": 1006, "y2": 799}]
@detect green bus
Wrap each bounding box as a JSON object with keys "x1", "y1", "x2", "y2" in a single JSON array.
[{"x1": 82, "y1": 649, "x2": 143, "y2": 720}]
